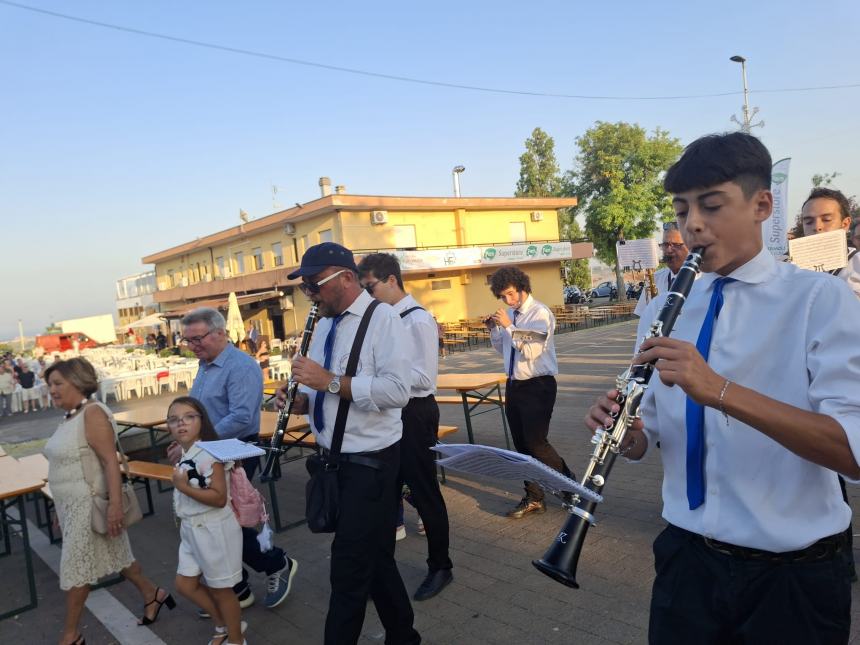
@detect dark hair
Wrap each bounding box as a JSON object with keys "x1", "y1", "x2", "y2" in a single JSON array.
[
  {"x1": 356, "y1": 253, "x2": 404, "y2": 289},
  {"x1": 489, "y1": 267, "x2": 531, "y2": 297},
  {"x1": 167, "y1": 396, "x2": 218, "y2": 442},
  {"x1": 44, "y1": 358, "x2": 99, "y2": 397},
  {"x1": 664, "y1": 132, "x2": 772, "y2": 198},
  {"x1": 802, "y1": 187, "x2": 852, "y2": 220}
]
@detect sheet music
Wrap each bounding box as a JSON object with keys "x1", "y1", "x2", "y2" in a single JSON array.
[
  {"x1": 434, "y1": 444, "x2": 601, "y2": 502},
  {"x1": 789, "y1": 229, "x2": 848, "y2": 272},
  {"x1": 197, "y1": 439, "x2": 265, "y2": 463},
  {"x1": 511, "y1": 329, "x2": 548, "y2": 343}
]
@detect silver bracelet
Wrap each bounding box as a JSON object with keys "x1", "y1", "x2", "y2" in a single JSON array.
[{"x1": 718, "y1": 379, "x2": 732, "y2": 425}]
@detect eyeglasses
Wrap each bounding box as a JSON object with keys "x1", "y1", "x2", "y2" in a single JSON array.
[
  {"x1": 166, "y1": 413, "x2": 201, "y2": 427},
  {"x1": 299, "y1": 269, "x2": 348, "y2": 295},
  {"x1": 363, "y1": 280, "x2": 381, "y2": 295},
  {"x1": 180, "y1": 330, "x2": 212, "y2": 345},
  {"x1": 658, "y1": 242, "x2": 686, "y2": 251}
]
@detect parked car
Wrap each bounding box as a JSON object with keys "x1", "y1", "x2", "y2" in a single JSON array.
[
  {"x1": 564, "y1": 285, "x2": 590, "y2": 304},
  {"x1": 590, "y1": 281, "x2": 618, "y2": 299}
]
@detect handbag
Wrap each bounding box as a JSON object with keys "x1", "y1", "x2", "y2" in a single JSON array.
[
  {"x1": 305, "y1": 300, "x2": 380, "y2": 533},
  {"x1": 77, "y1": 402, "x2": 143, "y2": 534}
]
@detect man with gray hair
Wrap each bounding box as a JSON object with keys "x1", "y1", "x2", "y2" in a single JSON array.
[{"x1": 172, "y1": 307, "x2": 297, "y2": 612}]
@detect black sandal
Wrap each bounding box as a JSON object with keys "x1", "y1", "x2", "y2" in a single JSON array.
[{"x1": 138, "y1": 587, "x2": 176, "y2": 625}]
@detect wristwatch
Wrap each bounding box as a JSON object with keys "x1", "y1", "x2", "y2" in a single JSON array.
[{"x1": 327, "y1": 375, "x2": 341, "y2": 394}]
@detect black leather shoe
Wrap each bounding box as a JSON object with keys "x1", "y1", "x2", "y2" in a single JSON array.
[
  {"x1": 413, "y1": 568, "x2": 453, "y2": 601},
  {"x1": 507, "y1": 497, "x2": 546, "y2": 519}
]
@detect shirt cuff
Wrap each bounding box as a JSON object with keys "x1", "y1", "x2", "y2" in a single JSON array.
[{"x1": 348, "y1": 375, "x2": 379, "y2": 412}]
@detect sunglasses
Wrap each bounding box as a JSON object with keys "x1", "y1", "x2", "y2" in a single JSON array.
[
  {"x1": 363, "y1": 280, "x2": 382, "y2": 295},
  {"x1": 299, "y1": 269, "x2": 347, "y2": 295}
]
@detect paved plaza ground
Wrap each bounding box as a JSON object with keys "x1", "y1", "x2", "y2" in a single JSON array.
[{"x1": 3, "y1": 319, "x2": 860, "y2": 644}]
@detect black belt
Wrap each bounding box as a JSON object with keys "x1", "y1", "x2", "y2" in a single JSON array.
[
  {"x1": 675, "y1": 525, "x2": 845, "y2": 563},
  {"x1": 320, "y1": 447, "x2": 387, "y2": 471}
]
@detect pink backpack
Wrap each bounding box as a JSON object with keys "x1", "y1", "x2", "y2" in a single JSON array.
[{"x1": 230, "y1": 466, "x2": 269, "y2": 528}]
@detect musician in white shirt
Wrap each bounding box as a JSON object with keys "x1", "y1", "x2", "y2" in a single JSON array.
[
  {"x1": 487, "y1": 267, "x2": 573, "y2": 519},
  {"x1": 358, "y1": 253, "x2": 454, "y2": 602},
  {"x1": 800, "y1": 186, "x2": 860, "y2": 299},
  {"x1": 586, "y1": 132, "x2": 860, "y2": 644},
  {"x1": 633, "y1": 223, "x2": 690, "y2": 317},
  {"x1": 279, "y1": 242, "x2": 420, "y2": 645}
]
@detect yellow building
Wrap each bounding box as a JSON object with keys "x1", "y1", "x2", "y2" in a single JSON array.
[{"x1": 142, "y1": 188, "x2": 587, "y2": 340}]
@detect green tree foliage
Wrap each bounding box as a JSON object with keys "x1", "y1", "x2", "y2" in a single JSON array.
[
  {"x1": 564, "y1": 122, "x2": 683, "y2": 291},
  {"x1": 564, "y1": 217, "x2": 591, "y2": 290},
  {"x1": 515, "y1": 127, "x2": 561, "y2": 198},
  {"x1": 514, "y1": 127, "x2": 590, "y2": 289}
]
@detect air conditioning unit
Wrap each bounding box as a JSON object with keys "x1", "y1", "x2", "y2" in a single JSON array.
[
  {"x1": 530, "y1": 211, "x2": 544, "y2": 222},
  {"x1": 371, "y1": 210, "x2": 388, "y2": 225},
  {"x1": 284, "y1": 222, "x2": 297, "y2": 236}
]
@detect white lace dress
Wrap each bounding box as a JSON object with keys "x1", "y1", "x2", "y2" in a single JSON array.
[{"x1": 43, "y1": 403, "x2": 135, "y2": 590}]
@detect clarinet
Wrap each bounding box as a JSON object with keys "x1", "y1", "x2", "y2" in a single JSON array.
[
  {"x1": 259, "y1": 304, "x2": 319, "y2": 483},
  {"x1": 533, "y1": 247, "x2": 704, "y2": 588}
]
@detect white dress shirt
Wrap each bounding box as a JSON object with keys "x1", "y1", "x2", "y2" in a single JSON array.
[
  {"x1": 634, "y1": 247, "x2": 860, "y2": 552},
  {"x1": 300, "y1": 290, "x2": 411, "y2": 453},
  {"x1": 490, "y1": 294, "x2": 558, "y2": 380},
  {"x1": 634, "y1": 268, "x2": 673, "y2": 317},
  {"x1": 392, "y1": 294, "x2": 438, "y2": 398}
]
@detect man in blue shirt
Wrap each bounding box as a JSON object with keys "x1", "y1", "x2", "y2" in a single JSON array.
[{"x1": 179, "y1": 307, "x2": 297, "y2": 611}]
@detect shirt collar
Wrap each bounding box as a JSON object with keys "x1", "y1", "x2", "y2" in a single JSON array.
[
  {"x1": 341, "y1": 288, "x2": 374, "y2": 319},
  {"x1": 514, "y1": 293, "x2": 535, "y2": 315},
  {"x1": 393, "y1": 293, "x2": 418, "y2": 314},
  {"x1": 204, "y1": 342, "x2": 234, "y2": 368},
  {"x1": 698, "y1": 245, "x2": 775, "y2": 289}
]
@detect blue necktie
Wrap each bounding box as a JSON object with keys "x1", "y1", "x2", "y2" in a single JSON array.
[
  {"x1": 685, "y1": 277, "x2": 735, "y2": 510},
  {"x1": 508, "y1": 310, "x2": 519, "y2": 378},
  {"x1": 313, "y1": 313, "x2": 346, "y2": 432}
]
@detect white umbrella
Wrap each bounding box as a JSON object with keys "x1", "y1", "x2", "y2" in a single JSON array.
[
  {"x1": 225, "y1": 292, "x2": 245, "y2": 344},
  {"x1": 127, "y1": 313, "x2": 166, "y2": 329}
]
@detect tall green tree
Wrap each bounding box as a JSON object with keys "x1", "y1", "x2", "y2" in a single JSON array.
[
  {"x1": 515, "y1": 127, "x2": 561, "y2": 198},
  {"x1": 515, "y1": 127, "x2": 590, "y2": 290},
  {"x1": 565, "y1": 121, "x2": 683, "y2": 293}
]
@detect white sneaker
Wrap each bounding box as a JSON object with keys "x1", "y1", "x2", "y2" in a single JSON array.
[
  {"x1": 395, "y1": 524, "x2": 407, "y2": 541},
  {"x1": 417, "y1": 518, "x2": 426, "y2": 536}
]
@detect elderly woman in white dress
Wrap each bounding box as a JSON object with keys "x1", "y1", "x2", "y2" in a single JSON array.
[{"x1": 43, "y1": 358, "x2": 174, "y2": 645}]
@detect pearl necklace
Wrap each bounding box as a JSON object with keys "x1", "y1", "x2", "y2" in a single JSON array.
[{"x1": 64, "y1": 398, "x2": 90, "y2": 419}]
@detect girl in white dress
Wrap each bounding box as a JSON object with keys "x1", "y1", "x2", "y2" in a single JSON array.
[{"x1": 168, "y1": 396, "x2": 245, "y2": 645}]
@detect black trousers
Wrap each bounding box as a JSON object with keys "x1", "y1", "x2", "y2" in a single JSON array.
[
  {"x1": 400, "y1": 395, "x2": 452, "y2": 572},
  {"x1": 326, "y1": 441, "x2": 420, "y2": 645},
  {"x1": 233, "y1": 452, "x2": 287, "y2": 592},
  {"x1": 649, "y1": 524, "x2": 852, "y2": 645},
  {"x1": 505, "y1": 375, "x2": 571, "y2": 501}
]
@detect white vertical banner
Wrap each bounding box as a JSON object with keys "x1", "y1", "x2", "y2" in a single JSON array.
[{"x1": 764, "y1": 158, "x2": 791, "y2": 258}]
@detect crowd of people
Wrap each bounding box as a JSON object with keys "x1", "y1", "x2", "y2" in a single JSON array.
[
  {"x1": 1, "y1": 352, "x2": 55, "y2": 416},
  {"x1": 31, "y1": 131, "x2": 860, "y2": 645}
]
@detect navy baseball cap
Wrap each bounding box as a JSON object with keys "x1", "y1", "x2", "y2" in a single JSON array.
[{"x1": 287, "y1": 242, "x2": 358, "y2": 279}]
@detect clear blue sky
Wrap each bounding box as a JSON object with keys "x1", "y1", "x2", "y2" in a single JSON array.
[{"x1": 2, "y1": 0, "x2": 858, "y2": 339}]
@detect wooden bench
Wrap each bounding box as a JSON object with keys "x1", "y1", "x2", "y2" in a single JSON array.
[
  {"x1": 436, "y1": 395, "x2": 505, "y2": 406},
  {"x1": 16, "y1": 454, "x2": 61, "y2": 544}
]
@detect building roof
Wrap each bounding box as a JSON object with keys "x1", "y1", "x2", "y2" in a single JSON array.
[{"x1": 141, "y1": 194, "x2": 578, "y2": 265}]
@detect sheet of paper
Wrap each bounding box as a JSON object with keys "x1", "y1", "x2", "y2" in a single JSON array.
[
  {"x1": 616, "y1": 239, "x2": 660, "y2": 271},
  {"x1": 434, "y1": 443, "x2": 601, "y2": 502},
  {"x1": 789, "y1": 229, "x2": 848, "y2": 272},
  {"x1": 197, "y1": 438, "x2": 265, "y2": 462},
  {"x1": 511, "y1": 329, "x2": 548, "y2": 343}
]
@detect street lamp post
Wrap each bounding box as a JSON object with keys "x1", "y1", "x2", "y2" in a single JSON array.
[
  {"x1": 452, "y1": 165, "x2": 465, "y2": 197},
  {"x1": 729, "y1": 55, "x2": 763, "y2": 132}
]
